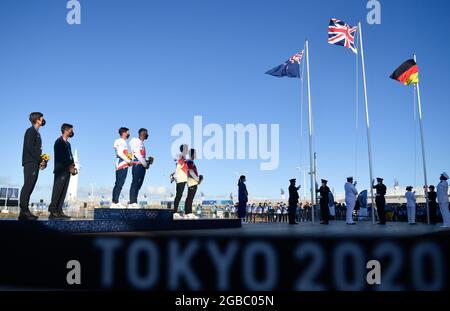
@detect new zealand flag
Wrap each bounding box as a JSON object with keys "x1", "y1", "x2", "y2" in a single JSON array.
[{"x1": 265, "y1": 50, "x2": 304, "y2": 78}]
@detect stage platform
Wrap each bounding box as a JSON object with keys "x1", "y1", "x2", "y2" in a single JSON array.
[
  {"x1": 0, "y1": 208, "x2": 241, "y2": 233},
  {"x1": 0, "y1": 218, "x2": 449, "y2": 290},
  {"x1": 91, "y1": 220, "x2": 450, "y2": 238},
  {"x1": 0, "y1": 208, "x2": 449, "y2": 236}
]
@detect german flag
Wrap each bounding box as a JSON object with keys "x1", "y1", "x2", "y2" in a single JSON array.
[{"x1": 390, "y1": 59, "x2": 419, "y2": 86}]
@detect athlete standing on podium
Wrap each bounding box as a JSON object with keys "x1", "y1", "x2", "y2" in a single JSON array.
[
  {"x1": 19, "y1": 112, "x2": 47, "y2": 221},
  {"x1": 111, "y1": 127, "x2": 133, "y2": 208},
  {"x1": 48, "y1": 123, "x2": 76, "y2": 220},
  {"x1": 173, "y1": 144, "x2": 189, "y2": 219},
  {"x1": 185, "y1": 148, "x2": 202, "y2": 220},
  {"x1": 128, "y1": 128, "x2": 149, "y2": 209}
]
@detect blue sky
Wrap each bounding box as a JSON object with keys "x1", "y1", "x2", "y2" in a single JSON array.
[{"x1": 0, "y1": 0, "x2": 449, "y2": 202}]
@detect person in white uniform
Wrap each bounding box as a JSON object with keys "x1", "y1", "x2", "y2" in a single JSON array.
[
  {"x1": 344, "y1": 177, "x2": 358, "y2": 225},
  {"x1": 437, "y1": 172, "x2": 450, "y2": 228},
  {"x1": 128, "y1": 128, "x2": 150, "y2": 209},
  {"x1": 405, "y1": 186, "x2": 417, "y2": 224},
  {"x1": 111, "y1": 127, "x2": 133, "y2": 208}
]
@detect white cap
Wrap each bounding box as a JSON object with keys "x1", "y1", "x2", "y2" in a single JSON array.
[{"x1": 443, "y1": 172, "x2": 450, "y2": 179}]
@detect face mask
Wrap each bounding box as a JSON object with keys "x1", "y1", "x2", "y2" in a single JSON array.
[
  {"x1": 41, "y1": 119, "x2": 46, "y2": 126},
  {"x1": 144, "y1": 134, "x2": 149, "y2": 140},
  {"x1": 69, "y1": 131, "x2": 74, "y2": 138},
  {"x1": 126, "y1": 134, "x2": 130, "y2": 139}
]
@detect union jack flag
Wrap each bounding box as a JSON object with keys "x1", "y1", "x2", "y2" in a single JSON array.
[
  {"x1": 328, "y1": 18, "x2": 358, "y2": 54},
  {"x1": 289, "y1": 51, "x2": 304, "y2": 64}
]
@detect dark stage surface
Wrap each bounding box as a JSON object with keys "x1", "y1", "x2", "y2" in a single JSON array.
[
  {"x1": 85, "y1": 220, "x2": 450, "y2": 238},
  {"x1": 0, "y1": 218, "x2": 449, "y2": 291}
]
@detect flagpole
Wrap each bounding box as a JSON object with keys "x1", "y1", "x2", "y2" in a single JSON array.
[
  {"x1": 358, "y1": 22, "x2": 376, "y2": 225},
  {"x1": 305, "y1": 39, "x2": 316, "y2": 224},
  {"x1": 413, "y1": 53, "x2": 430, "y2": 224}
]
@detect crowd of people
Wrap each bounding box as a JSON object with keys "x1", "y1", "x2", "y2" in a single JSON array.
[
  {"x1": 18, "y1": 111, "x2": 204, "y2": 221},
  {"x1": 223, "y1": 202, "x2": 308, "y2": 223},
  {"x1": 17, "y1": 111, "x2": 450, "y2": 228},
  {"x1": 234, "y1": 175, "x2": 450, "y2": 228},
  {"x1": 215, "y1": 200, "x2": 447, "y2": 225},
  {"x1": 234, "y1": 202, "x2": 313, "y2": 223}
]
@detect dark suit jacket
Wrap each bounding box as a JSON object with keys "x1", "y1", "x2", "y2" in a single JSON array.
[
  {"x1": 428, "y1": 191, "x2": 437, "y2": 206},
  {"x1": 22, "y1": 126, "x2": 42, "y2": 166},
  {"x1": 238, "y1": 182, "x2": 248, "y2": 203},
  {"x1": 53, "y1": 136, "x2": 74, "y2": 175},
  {"x1": 318, "y1": 185, "x2": 330, "y2": 204},
  {"x1": 289, "y1": 184, "x2": 300, "y2": 205},
  {"x1": 374, "y1": 184, "x2": 387, "y2": 197}
]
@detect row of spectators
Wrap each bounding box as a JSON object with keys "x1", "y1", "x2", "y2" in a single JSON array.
[
  {"x1": 213, "y1": 202, "x2": 445, "y2": 224},
  {"x1": 220, "y1": 202, "x2": 314, "y2": 223}
]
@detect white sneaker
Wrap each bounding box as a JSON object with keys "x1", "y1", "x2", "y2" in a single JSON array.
[
  {"x1": 173, "y1": 213, "x2": 183, "y2": 220},
  {"x1": 184, "y1": 213, "x2": 199, "y2": 220},
  {"x1": 128, "y1": 203, "x2": 141, "y2": 209},
  {"x1": 110, "y1": 203, "x2": 122, "y2": 209}
]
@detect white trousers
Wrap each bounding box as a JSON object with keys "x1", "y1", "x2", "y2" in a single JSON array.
[
  {"x1": 407, "y1": 204, "x2": 416, "y2": 224},
  {"x1": 346, "y1": 200, "x2": 356, "y2": 224},
  {"x1": 439, "y1": 202, "x2": 450, "y2": 227}
]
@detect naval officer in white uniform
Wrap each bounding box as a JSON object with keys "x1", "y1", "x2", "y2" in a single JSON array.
[
  {"x1": 405, "y1": 186, "x2": 416, "y2": 224},
  {"x1": 344, "y1": 177, "x2": 358, "y2": 225},
  {"x1": 437, "y1": 172, "x2": 450, "y2": 228}
]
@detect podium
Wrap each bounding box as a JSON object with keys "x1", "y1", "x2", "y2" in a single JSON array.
[{"x1": 36, "y1": 208, "x2": 241, "y2": 234}]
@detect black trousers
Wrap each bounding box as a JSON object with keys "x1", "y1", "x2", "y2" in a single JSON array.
[
  {"x1": 19, "y1": 162, "x2": 40, "y2": 213},
  {"x1": 184, "y1": 185, "x2": 197, "y2": 214},
  {"x1": 376, "y1": 196, "x2": 386, "y2": 224},
  {"x1": 174, "y1": 182, "x2": 186, "y2": 213},
  {"x1": 130, "y1": 165, "x2": 146, "y2": 204},
  {"x1": 237, "y1": 201, "x2": 247, "y2": 219},
  {"x1": 288, "y1": 203, "x2": 297, "y2": 223},
  {"x1": 48, "y1": 172, "x2": 70, "y2": 214},
  {"x1": 429, "y1": 202, "x2": 438, "y2": 224},
  {"x1": 320, "y1": 200, "x2": 330, "y2": 223},
  {"x1": 112, "y1": 168, "x2": 128, "y2": 203}
]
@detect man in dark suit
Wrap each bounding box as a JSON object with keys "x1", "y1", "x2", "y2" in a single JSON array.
[
  {"x1": 48, "y1": 124, "x2": 76, "y2": 220},
  {"x1": 288, "y1": 178, "x2": 300, "y2": 225},
  {"x1": 19, "y1": 112, "x2": 47, "y2": 221}
]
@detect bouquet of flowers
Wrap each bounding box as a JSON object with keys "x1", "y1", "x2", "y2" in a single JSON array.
[
  {"x1": 126, "y1": 153, "x2": 134, "y2": 166},
  {"x1": 40, "y1": 153, "x2": 50, "y2": 170},
  {"x1": 41, "y1": 153, "x2": 50, "y2": 162}
]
